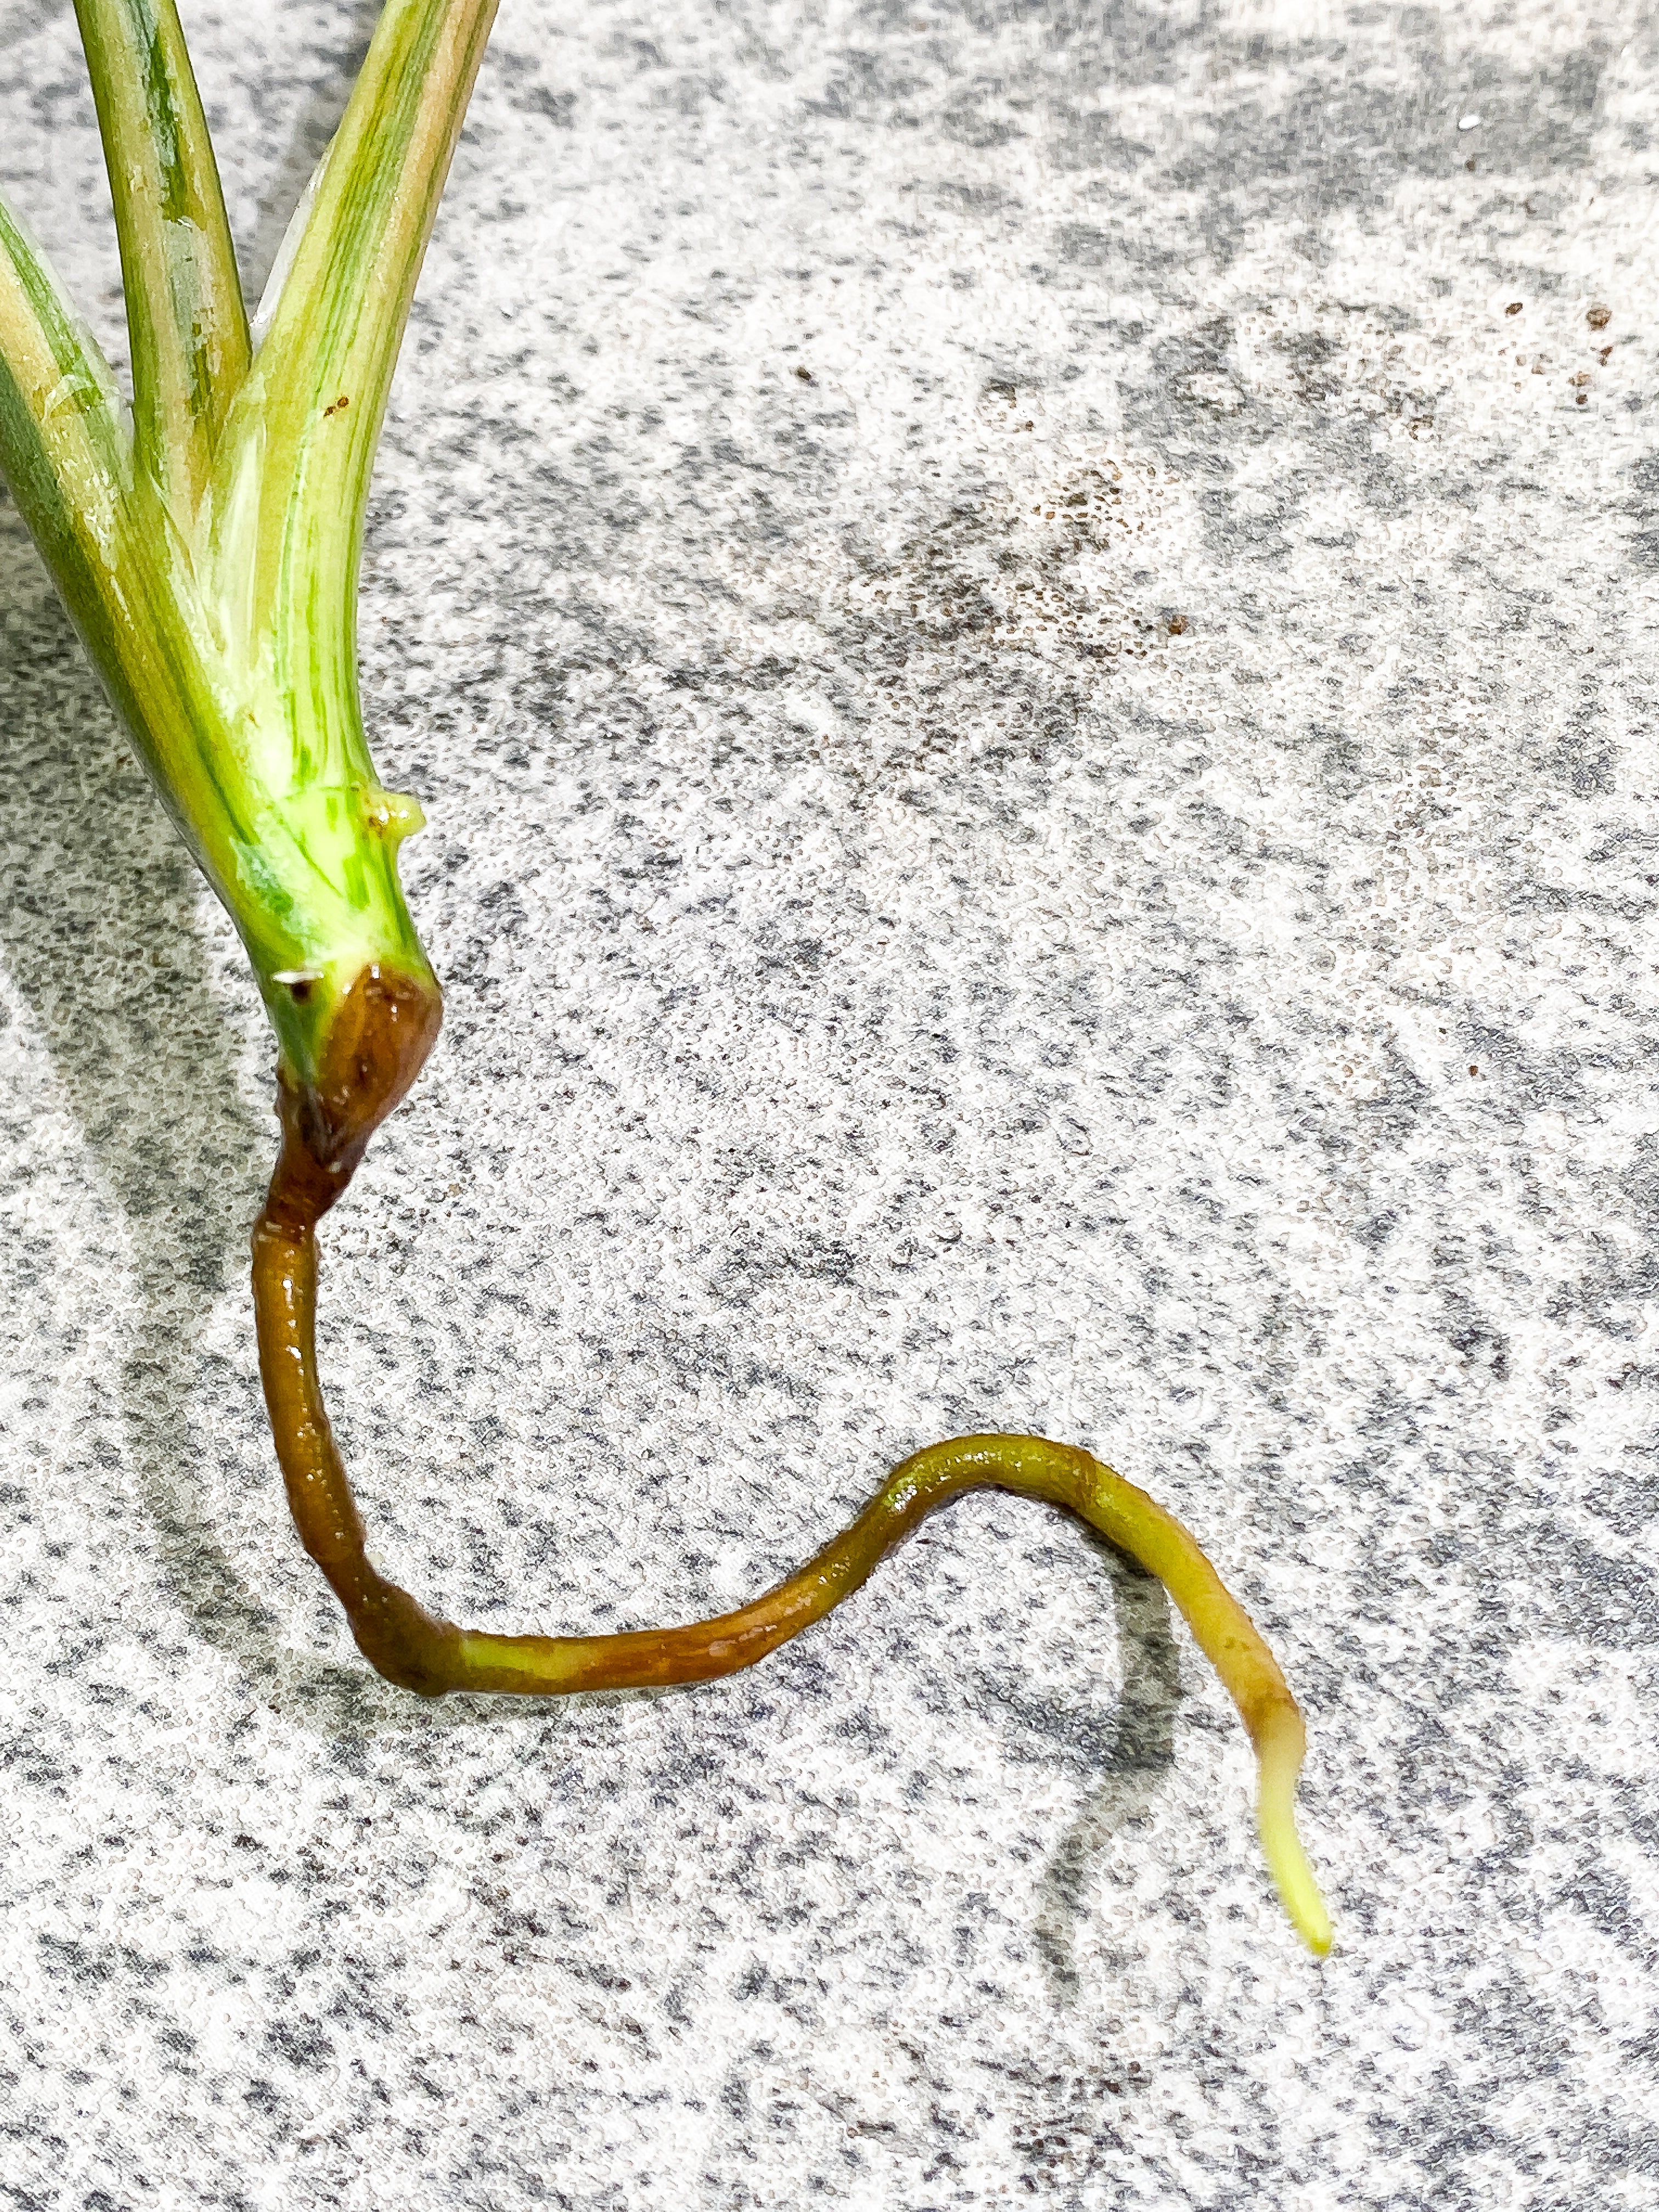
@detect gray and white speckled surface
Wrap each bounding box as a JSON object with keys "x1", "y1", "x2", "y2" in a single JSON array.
[{"x1": 3, "y1": 1, "x2": 1658, "y2": 2204}]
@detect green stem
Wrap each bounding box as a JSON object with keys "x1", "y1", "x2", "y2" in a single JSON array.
[
  {"x1": 0, "y1": 196, "x2": 131, "y2": 666},
  {"x1": 0, "y1": 4, "x2": 492, "y2": 1092},
  {"x1": 205, "y1": 0, "x2": 501, "y2": 846},
  {"x1": 73, "y1": 0, "x2": 251, "y2": 520}
]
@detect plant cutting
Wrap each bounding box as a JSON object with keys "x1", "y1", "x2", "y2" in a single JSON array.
[{"x1": 0, "y1": 0, "x2": 1333, "y2": 1955}]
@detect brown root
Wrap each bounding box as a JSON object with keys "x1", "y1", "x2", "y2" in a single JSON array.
[{"x1": 249, "y1": 962, "x2": 1331, "y2": 1952}]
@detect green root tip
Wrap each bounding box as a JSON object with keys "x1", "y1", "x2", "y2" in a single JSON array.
[{"x1": 1256, "y1": 1725, "x2": 1334, "y2": 1956}]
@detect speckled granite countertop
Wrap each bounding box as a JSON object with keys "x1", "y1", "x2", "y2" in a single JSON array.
[{"x1": 2, "y1": 1, "x2": 1656, "y2": 2205}]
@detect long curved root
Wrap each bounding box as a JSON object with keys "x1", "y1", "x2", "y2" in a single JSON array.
[{"x1": 251, "y1": 974, "x2": 1333, "y2": 1956}]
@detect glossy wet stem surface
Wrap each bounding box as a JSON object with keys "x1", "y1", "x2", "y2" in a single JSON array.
[{"x1": 252, "y1": 967, "x2": 1332, "y2": 1956}]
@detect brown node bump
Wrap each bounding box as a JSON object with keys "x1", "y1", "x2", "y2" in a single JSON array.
[{"x1": 267, "y1": 964, "x2": 443, "y2": 1231}]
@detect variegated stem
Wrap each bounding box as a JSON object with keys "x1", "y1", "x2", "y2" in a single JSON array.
[
  {"x1": 197, "y1": 0, "x2": 501, "y2": 1081},
  {"x1": 207, "y1": 0, "x2": 500, "y2": 820},
  {"x1": 73, "y1": 0, "x2": 250, "y2": 523}
]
